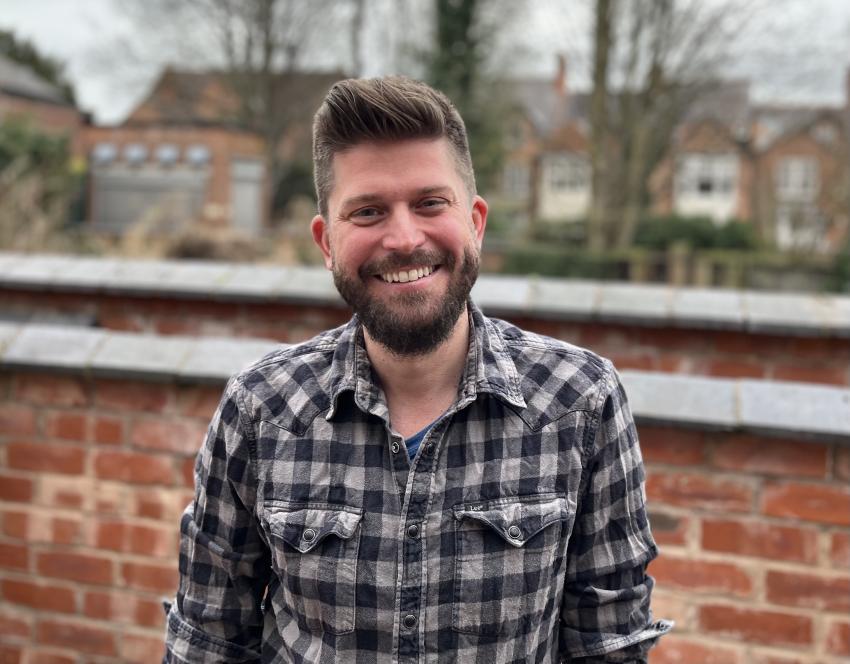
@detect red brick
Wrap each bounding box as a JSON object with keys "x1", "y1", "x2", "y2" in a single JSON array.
[
  {"x1": 647, "y1": 471, "x2": 753, "y2": 513},
  {"x1": 773, "y1": 363, "x2": 848, "y2": 386},
  {"x1": 762, "y1": 481, "x2": 850, "y2": 526},
  {"x1": 701, "y1": 518, "x2": 818, "y2": 564},
  {"x1": 95, "y1": 520, "x2": 176, "y2": 558},
  {"x1": 122, "y1": 561, "x2": 178, "y2": 594},
  {"x1": 648, "y1": 511, "x2": 689, "y2": 547},
  {"x1": 130, "y1": 418, "x2": 207, "y2": 455},
  {"x1": 93, "y1": 415, "x2": 123, "y2": 445},
  {"x1": 182, "y1": 456, "x2": 196, "y2": 488},
  {"x1": 0, "y1": 645, "x2": 21, "y2": 664},
  {"x1": 0, "y1": 608, "x2": 30, "y2": 638},
  {"x1": 176, "y1": 385, "x2": 223, "y2": 418},
  {"x1": 94, "y1": 450, "x2": 174, "y2": 485},
  {"x1": 37, "y1": 551, "x2": 113, "y2": 585},
  {"x1": 6, "y1": 441, "x2": 85, "y2": 475},
  {"x1": 2, "y1": 510, "x2": 28, "y2": 539},
  {"x1": 706, "y1": 359, "x2": 765, "y2": 379},
  {"x1": 0, "y1": 473, "x2": 32, "y2": 502},
  {"x1": 831, "y1": 532, "x2": 850, "y2": 568},
  {"x1": 0, "y1": 542, "x2": 29, "y2": 570},
  {"x1": 836, "y1": 447, "x2": 850, "y2": 482},
  {"x1": 827, "y1": 620, "x2": 850, "y2": 656},
  {"x1": 699, "y1": 605, "x2": 812, "y2": 647},
  {"x1": 83, "y1": 591, "x2": 164, "y2": 628},
  {"x1": 22, "y1": 651, "x2": 77, "y2": 664},
  {"x1": 638, "y1": 426, "x2": 705, "y2": 466},
  {"x1": 15, "y1": 374, "x2": 87, "y2": 407},
  {"x1": 44, "y1": 411, "x2": 87, "y2": 442},
  {"x1": 51, "y1": 517, "x2": 81, "y2": 545},
  {"x1": 650, "y1": 556, "x2": 752, "y2": 597},
  {"x1": 121, "y1": 633, "x2": 169, "y2": 664},
  {"x1": 36, "y1": 619, "x2": 117, "y2": 657},
  {"x1": 94, "y1": 378, "x2": 169, "y2": 412},
  {"x1": 2, "y1": 579, "x2": 76, "y2": 613},
  {"x1": 766, "y1": 569, "x2": 850, "y2": 613},
  {"x1": 651, "y1": 636, "x2": 742, "y2": 664},
  {"x1": 0, "y1": 403, "x2": 37, "y2": 437},
  {"x1": 711, "y1": 434, "x2": 827, "y2": 478},
  {"x1": 39, "y1": 478, "x2": 88, "y2": 509}
]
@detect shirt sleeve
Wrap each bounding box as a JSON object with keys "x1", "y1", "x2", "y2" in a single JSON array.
[
  {"x1": 164, "y1": 377, "x2": 270, "y2": 663},
  {"x1": 560, "y1": 364, "x2": 673, "y2": 662}
]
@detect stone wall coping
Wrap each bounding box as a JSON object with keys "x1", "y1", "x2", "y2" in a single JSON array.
[
  {"x1": 1, "y1": 321, "x2": 848, "y2": 444},
  {"x1": 2, "y1": 252, "x2": 850, "y2": 337}
]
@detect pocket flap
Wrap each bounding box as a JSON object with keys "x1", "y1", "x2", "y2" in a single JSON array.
[
  {"x1": 266, "y1": 505, "x2": 363, "y2": 554},
  {"x1": 453, "y1": 495, "x2": 570, "y2": 548}
]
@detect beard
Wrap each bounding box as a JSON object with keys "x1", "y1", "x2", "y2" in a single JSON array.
[{"x1": 332, "y1": 246, "x2": 479, "y2": 357}]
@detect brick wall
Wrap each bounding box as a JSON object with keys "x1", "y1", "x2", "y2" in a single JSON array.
[
  {"x1": 2, "y1": 286, "x2": 849, "y2": 388},
  {"x1": 1, "y1": 366, "x2": 848, "y2": 663}
]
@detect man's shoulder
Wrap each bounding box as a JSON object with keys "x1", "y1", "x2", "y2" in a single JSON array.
[
  {"x1": 227, "y1": 322, "x2": 352, "y2": 418},
  {"x1": 482, "y1": 314, "x2": 618, "y2": 420}
]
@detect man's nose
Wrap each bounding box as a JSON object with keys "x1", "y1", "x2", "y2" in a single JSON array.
[{"x1": 381, "y1": 207, "x2": 426, "y2": 253}]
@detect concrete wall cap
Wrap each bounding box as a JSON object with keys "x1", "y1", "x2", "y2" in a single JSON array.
[{"x1": 2, "y1": 252, "x2": 848, "y2": 336}]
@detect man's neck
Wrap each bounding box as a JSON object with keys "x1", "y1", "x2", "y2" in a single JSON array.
[{"x1": 363, "y1": 308, "x2": 471, "y2": 438}]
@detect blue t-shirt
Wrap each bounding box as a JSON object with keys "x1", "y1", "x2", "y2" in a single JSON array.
[{"x1": 405, "y1": 422, "x2": 434, "y2": 460}]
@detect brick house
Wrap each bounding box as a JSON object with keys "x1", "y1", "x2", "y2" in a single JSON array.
[
  {"x1": 501, "y1": 59, "x2": 850, "y2": 253},
  {"x1": 0, "y1": 53, "x2": 86, "y2": 158},
  {"x1": 80, "y1": 67, "x2": 344, "y2": 236}
]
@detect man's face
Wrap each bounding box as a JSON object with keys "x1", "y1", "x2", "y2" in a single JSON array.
[{"x1": 311, "y1": 138, "x2": 487, "y2": 356}]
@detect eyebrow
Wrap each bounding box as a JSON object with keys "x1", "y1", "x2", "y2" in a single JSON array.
[{"x1": 339, "y1": 185, "x2": 455, "y2": 211}]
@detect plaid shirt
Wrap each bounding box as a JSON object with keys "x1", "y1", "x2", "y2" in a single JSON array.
[{"x1": 164, "y1": 303, "x2": 671, "y2": 663}]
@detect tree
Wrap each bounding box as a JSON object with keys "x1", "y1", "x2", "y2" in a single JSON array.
[
  {"x1": 586, "y1": 0, "x2": 763, "y2": 249},
  {"x1": 0, "y1": 30, "x2": 76, "y2": 104}
]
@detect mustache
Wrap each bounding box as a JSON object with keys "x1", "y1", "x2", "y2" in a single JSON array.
[{"x1": 358, "y1": 249, "x2": 453, "y2": 277}]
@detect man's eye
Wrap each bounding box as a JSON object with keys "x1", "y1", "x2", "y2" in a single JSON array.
[
  {"x1": 349, "y1": 207, "x2": 383, "y2": 222},
  {"x1": 418, "y1": 197, "x2": 449, "y2": 211}
]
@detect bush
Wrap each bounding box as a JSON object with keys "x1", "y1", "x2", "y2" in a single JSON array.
[
  {"x1": 502, "y1": 244, "x2": 626, "y2": 280},
  {"x1": 634, "y1": 215, "x2": 758, "y2": 251}
]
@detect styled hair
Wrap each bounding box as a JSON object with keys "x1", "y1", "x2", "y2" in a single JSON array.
[{"x1": 312, "y1": 76, "x2": 475, "y2": 217}]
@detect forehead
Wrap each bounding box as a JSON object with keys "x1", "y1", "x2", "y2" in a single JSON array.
[{"x1": 328, "y1": 138, "x2": 462, "y2": 208}]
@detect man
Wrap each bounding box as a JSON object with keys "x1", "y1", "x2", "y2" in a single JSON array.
[{"x1": 164, "y1": 76, "x2": 671, "y2": 663}]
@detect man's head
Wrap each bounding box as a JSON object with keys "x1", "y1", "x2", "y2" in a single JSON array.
[
  {"x1": 312, "y1": 76, "x2": 476, "y2": 219},
  {"x1": 310, "y1": 77, "x2": 487, "y2": 357}
]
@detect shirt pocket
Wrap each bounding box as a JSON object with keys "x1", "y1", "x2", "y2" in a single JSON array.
[
  {"x1": 263, "y1": 503, "x2": 363, "y2": 635},
  {"x1": 452, "y1": 493, "x2": 573, "y2": 636}
]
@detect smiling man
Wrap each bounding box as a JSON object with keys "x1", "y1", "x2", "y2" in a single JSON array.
[{"x1": 164, "y1": 76, "x2": 671, "y2": 663}]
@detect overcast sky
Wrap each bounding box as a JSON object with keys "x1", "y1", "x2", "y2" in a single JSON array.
[{"x1": 1, "y1": 0, "x2": 849, "y2": 124}]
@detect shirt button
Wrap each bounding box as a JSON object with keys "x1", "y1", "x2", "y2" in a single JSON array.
[
  {"x1": 302, "y1": 528, "x2": 317, "y2": 542},
  {"x1": 403, "y1": 614, "x2": 417, "y2": 629},
  {"x1": 508, "y1": 525, "x2": 522, "y2": 539},
  {"x1": 391, "y1": 442, "x2": 400, "y2": 454},
  {"x1": 425, "y1": 442, "x2": 435, "y2": 455},
  {"x1": 406, "y1": 524, "x2": 419, "y2": 539}
]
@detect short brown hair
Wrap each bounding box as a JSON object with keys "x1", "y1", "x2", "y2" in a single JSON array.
[{"x1": 312, "y1": 76, "x2": 475, "y2": 217}]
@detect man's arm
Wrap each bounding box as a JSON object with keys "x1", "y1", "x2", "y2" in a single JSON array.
[
  {"x1": 164, "y1": 377, "x2": 271, "y2": 663},
  {"x1": 560, "y1": 364, "x2": 672, "y2": 663}
]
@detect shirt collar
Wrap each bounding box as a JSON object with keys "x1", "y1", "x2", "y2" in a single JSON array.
[{"x1": 325, "y1": 300, "x2": 526, "y2": 421}]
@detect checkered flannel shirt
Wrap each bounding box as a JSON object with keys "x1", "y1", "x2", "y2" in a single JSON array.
[{"x1": 164, "y1": 302, "x2": 672, "y2": 663}]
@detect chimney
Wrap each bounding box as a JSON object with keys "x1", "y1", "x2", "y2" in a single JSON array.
[{"x1": 554, "y1": 53, "x2": 568, "y2": 97}]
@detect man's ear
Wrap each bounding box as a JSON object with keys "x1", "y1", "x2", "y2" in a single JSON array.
[
  {"x1": 311, "y1": 215, "x2": 333, "y2": 270},
  {"x1": 470, "y1": 195, "x2": 488, "y2": 250}
]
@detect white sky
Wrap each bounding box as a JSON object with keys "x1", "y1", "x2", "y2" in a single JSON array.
[{"x1": 1, "y1": 0, "x2": 849, "y2": 124}]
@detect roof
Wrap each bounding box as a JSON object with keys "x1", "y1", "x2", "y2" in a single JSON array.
[
  {"x1": 125, "y1": 67, "x2": 346, "y2": 129},
  {"x1": 0, "y1": 53, "x2": 70, "y2": 106}
]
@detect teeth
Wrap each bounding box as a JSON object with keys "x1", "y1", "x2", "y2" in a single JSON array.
[{"x1": 380, "y1": 266, "x2": 434, "y2": 283}]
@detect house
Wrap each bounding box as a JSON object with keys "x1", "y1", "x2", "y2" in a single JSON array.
[
  {"x1": 500, "y1": 58, "x2": 850, "y2": 253},
  {"x1": 80, "y1": 67, "x2": 344, "y2": 236},
  {"x1": 0, "y1": 53, "x2": 86, "y2": 157}
]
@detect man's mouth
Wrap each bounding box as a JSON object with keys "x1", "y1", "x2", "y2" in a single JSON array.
[{"x1": 377, "y1": 265, "x2": 438, "y2": 283}]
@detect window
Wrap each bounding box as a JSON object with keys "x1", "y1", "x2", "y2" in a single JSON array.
[
  {"x1": 775, "y1": 157, "x2": 819, "y2": 201},
  {"x1": 123, "y1": 143, "x2": 148, "y2": 166},
  {"x1": 186, "y1": 144, "x2": 211, "y2": 167},
  {"x1": 546, "y1": 154, "x2": 589, "y2": 192},
  {"x1": 155, "y1": 143, "x2": 180, "y2": 166},
  {"x1": 676, "y1": 154, "x2": 738, "y2": 197},
  {"x1": 91, "y1": 142, "x2": 117, "y2": 166}
]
